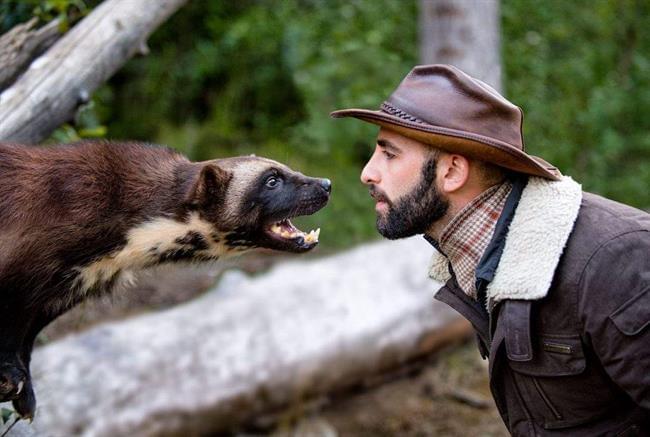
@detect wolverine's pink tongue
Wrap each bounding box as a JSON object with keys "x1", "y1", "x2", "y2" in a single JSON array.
[{"x1": 269, "y1": 219, "x2": 320, "y2": 243}]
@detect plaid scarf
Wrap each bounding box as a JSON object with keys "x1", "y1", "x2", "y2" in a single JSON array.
[{"x1": 439, "y1": 181, "x2": 513, "y2": 298}]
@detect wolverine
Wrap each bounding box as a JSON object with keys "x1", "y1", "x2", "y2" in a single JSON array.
[{"x1": 0, "y1": 140, "x2": 331, "y2": 419}]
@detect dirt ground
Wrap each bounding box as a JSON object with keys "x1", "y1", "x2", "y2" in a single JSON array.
[{"x1": 266, "y1": 342, "x2": 508, "y2": 437}]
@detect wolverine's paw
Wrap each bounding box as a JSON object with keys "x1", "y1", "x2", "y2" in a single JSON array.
[
  {"x1": 0, "y1": 363, "x2": 27, "y2": 402},
  {"x1": 12, "y1": 379, "x2": 36, "y2": 421}
]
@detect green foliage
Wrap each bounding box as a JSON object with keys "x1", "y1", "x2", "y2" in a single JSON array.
[
  {"x1": 103, "y1": 0, "x2": 417, "y2": 153},
  {"x1": 0, "y1": 0, "x2": 97, "y2": 33},
  {"x1": 0, "y1": 0, "x2": 33, "y2": 31},
  {"x1": 0, "y1": 408, "x2": 13, "y2": 425},
  {"x1": 502, "y1": 0, "x2": 650, "y2": 207},
  {"x1": 47, "y1": 98, "x2": 108, "y2": 143}
]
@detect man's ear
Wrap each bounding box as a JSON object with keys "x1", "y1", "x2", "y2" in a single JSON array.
[
  {"x1": 186, "y1": 164, "x2": 232, "y2": 207},
  {"x1": 439, "y1": 154, "x2": 470, "y2": 194}
]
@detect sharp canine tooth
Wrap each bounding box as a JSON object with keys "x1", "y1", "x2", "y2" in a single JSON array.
[{"x1": 303, "y1": 228, "x2": 320, "y2": 244}]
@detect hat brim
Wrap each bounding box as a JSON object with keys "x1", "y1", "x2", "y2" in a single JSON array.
[{"x1": 331, "y1": 108, "x2": 561, "y2": 181}]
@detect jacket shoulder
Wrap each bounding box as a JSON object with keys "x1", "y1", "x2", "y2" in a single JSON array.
[
  {"x1": 578, "y1": 192, "x2": 650, "y2": 237},
  {"x1": 550, "y1": 192, "x2": 649, "y2": 300},
  {"x1": 562, "y1": 192, "x2": 650, "y2": 317},
  {"x1": 561, "y1": 193, "x2": 649, "y2": 275}
]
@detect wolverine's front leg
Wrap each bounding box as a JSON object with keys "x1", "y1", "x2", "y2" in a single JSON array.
[
  {"x1": 0, "y1": 303, "x2": 47, "y2": 419},
  {"x1": 0, "y1": 297, "x2": 31, "y2": 408},
  {"x1": 0, "y1": 353, "x2": 34, "y2": 421},
  {"x1": 12, "y1": 310, "x2": 57, "y2": 419},
  {"x1": 0, "y1": 348, "x2": 30, "y2": 417},
  {"x1": 5, "y1": 285, "x2": 85, "y2": 420}
]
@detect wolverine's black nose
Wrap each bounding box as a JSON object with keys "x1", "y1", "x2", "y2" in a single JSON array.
[{"x1": 319, "y1": 178, "x2": 332, "y2": 193}]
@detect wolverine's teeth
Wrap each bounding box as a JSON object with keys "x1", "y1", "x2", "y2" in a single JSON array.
[
  {"x1": 271, "y1": 222, "x2": 320, "y2": 243},
  {"x1": 304, "y1": 228, "x2": 321, "y2": 244}
]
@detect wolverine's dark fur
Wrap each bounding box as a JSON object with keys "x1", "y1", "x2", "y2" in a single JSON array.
[{"x1": 0, "y1": 140, "x2": 330, "y2": 418}]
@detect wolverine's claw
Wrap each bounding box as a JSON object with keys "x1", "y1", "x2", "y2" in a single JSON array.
[
  {"x1": 0, "y1": 364, "x2": 27, "y2": 401},
  {"x1": 0, "y1": 362, "x2": 35, "y2": 420}
]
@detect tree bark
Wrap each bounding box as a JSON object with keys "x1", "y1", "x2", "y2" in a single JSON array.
[
  {"x1": 419, "y1": 0, "x2": 502, "y2": 92},
  {"x1": 0, "y1": 0, "x2": 188, "y2": 144},
  {"x1": 0, "y1": 18, "x2": 63, "y2": 92}
]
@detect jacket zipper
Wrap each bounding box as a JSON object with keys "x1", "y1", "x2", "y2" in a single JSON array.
[
  {"x1": 532, "y1": 377, "x2": 563, "y2": 420},
  {"x1": 510, "y1": 371, "x2": 536, "y2": 435}
]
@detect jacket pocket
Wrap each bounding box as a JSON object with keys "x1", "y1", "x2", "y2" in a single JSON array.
[
  {"x1": 610, "y1": 287, "x2": 650, "y2": 336},
  {"x1": 508, "y1": 334, "x2": 612, "y2": 429},
  {"x1": 508, "y1": 334, "x2": 585, "y2": 377}
]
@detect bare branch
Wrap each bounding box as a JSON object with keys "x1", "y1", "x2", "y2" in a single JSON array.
[
  {"x1": 0, "y1": 18, "x2": 63, "y2": 92},
  {"x1": 0, "y1": 0, "x2": 188, "y2": 143}
]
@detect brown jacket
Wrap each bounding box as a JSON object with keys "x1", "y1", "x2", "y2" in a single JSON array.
[{"x1": 429, "y1": 176, "x2": 650, "y2": 436}]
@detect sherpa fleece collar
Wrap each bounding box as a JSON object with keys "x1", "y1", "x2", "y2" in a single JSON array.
[{"x1": 429, "y1": 176, "x2": 583, "y2": 304}]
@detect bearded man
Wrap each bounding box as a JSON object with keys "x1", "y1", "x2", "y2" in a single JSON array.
[{"x1": 331, "y1": 64, "x2": 649, "y2": 436}]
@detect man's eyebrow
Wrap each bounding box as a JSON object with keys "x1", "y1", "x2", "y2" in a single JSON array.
[{"x1": 377, "y1": 139, "x2": 401, "y2": 153}]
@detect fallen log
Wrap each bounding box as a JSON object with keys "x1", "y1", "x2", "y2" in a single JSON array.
[
  {"x1": 0, "y1": 0, "x2": 188, "y2": 143},
  {"x1": 2, "y1": 237, "x2": 465, "y2": 436}
]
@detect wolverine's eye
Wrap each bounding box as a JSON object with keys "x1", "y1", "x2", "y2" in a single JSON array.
[{"x1": 265, "y1": 176, "x2": 281, "y2": 189}]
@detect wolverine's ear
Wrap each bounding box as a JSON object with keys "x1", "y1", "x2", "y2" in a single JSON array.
[{"x1": 187, "y1": 164, "x2": 232, "y2": 207}]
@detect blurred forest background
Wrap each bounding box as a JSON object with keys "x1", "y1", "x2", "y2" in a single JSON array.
[{"x1": 2, "y1": 0, "x2": 649, "y2": 253}]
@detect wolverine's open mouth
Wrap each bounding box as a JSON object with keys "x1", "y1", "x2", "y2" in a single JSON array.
[
  {"x1": 265, "y1": 218, "x2": 321, "y2": 252},
  {"x1": 247, "y1": 175, "x2": 330, "y2": 253}
]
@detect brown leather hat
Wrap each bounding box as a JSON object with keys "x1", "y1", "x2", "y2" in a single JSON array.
[{"x1": 331, "y1": 64, "x2": 561, "y2": 180}]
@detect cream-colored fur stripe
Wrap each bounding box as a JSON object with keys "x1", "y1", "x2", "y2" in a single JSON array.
[
  {"x1": 430, "y1": 176, "x2": 583, "y2": 304},
  {"x1": 73, "y1": 212, "x2": 230, "y2": 294}
]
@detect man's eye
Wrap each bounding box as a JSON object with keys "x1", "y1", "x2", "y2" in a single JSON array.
[
  {"x1": 265, "y1": 176, "x2": 280, "y2": 188},
  {"x1": 383, "y1": 151, "x2": 396, "y2": 160}
]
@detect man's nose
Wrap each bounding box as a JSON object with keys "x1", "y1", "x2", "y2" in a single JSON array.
[{"x1": 360, "y1": 161, "x2": 379, "y2": 185}]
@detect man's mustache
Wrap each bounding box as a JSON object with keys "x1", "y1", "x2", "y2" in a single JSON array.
[{"x1": 369, "y1": 185, "x2": 392, "y2": 206}]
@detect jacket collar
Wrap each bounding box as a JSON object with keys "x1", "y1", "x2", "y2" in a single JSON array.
[{"x1": 428, "y1": 176, "x2": 582, "y2": 304}]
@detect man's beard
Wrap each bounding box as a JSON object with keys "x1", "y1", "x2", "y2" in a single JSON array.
[{"x1": 371, "y1": 157, "x2": 449, "y2": 240}]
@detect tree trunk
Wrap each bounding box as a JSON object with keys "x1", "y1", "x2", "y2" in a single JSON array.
[
  {"x1": 0, "y1": 0, "x2": 188, "y2": 144},
  {"x1": 419, "y1": 0, "x2": 502, "y2": 92}
]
